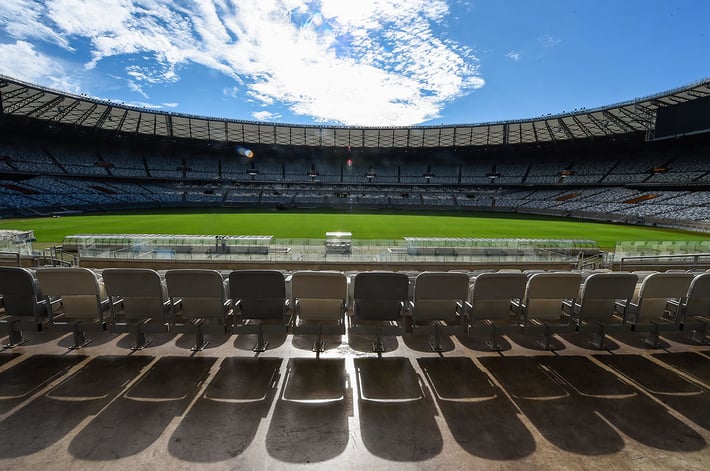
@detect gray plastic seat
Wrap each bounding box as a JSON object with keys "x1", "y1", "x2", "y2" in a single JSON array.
[
  {"x1": 410, "y1": 272, "x2": 469, "y2": 352},
  {"x1": 0, "y1": 266, "x2": 49, "y2": 348},
  {"x1": 618, "y1": 272, "x2": 694, "y2": 347},
  {"x1": 165, "y1": 269, "x2": 231, "y2": 351},
  {"x1": 102, "y1": 268, "x2": 172, "y2": 350},
  {"x1": 351, "y1": 271, "x2": 409, "y2": 353},
  {"x1": 291, "y1": 270, "x2": 347, "y2": 356},
  {"x1": 515, "y1": 272, "x2": 582, "y2": 350},
  {"x1": 673, "y1": 273, "x2": 710, "y2": 344},
  {"x1": 564, "y1": 272, "x2": 638, "y2": 349},
  {"x1": 229, "y1": 270, "x2": 289, "y2": 352},
  {"x1": 36, "y1": 267, "x2": 109, "y2": 349},
  {"x1": 468, "y1": 272, "x2": 527, "y2": 350}
]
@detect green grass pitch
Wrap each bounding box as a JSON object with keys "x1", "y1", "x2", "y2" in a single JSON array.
[{"x1": 0, "y1": 210, "x2": 706, "y2": 250}]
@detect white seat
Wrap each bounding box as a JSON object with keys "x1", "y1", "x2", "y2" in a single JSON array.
[
  {"x1": 102, "y1": 268, "x2": 172, "y2": 350},
  {"x1": 516, "y1": 272, "x2": 582, "y2": 350},
  {"x1": 410, "y1": 272, "x2": 469, "y2": 352},
  {"x1": 468, "y1": 272, "x2": 527, "y2": 350},
  {"x1": 36, "y1": 267, "x2": 109, "y2": 349},
  {"x1": 0, "y1": 267, "x2": 49, "y2": 348},
  {"x1": 165, "y1": 269, "x2": 231, "y2": 351},
  {"x1": 291, "y1": 270, "x2": 347, "y2": 356}
]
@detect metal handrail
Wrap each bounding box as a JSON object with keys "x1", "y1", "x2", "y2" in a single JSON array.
[{"x1": 619, "y1": 252, "x2": 710, "y2": 270}]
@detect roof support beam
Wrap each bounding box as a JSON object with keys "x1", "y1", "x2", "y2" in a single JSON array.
[
  {"x1": 27, "y1": 96, "x2": 64, "y2": 118},
  {"x1": 5, "y1": 91, "x2": 43, "y2": 114},
  {"x1": 602, "y1": 110, "x2": 635, "y2": 133},
  {"x1": 570, "y1": 115, "x2": 594, "y2": 139},
  {"x1": 556, "y1": 118, "x2": 575, "y2": 140},
  {"x1": 74, "y1": 103, "x2": 97, "y2": 126}
]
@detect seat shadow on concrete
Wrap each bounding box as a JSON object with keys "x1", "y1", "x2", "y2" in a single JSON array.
[
  {"x1": 56, "y1": 329, "x2": 115, "y2": 349},
  {"x1": 169, "y1": 357, "x2": 282, "y2": 462},
  {"x1": 652, "y1": 351, "x2": 710, "y2": 385},
  {"x1": 401, "y1": 332, "x2": 456, "y2": 353},
  {"x1": 557, "y1": 332, "x2": 621, "y2": 352},
  {"x1": 233, "y1": 331, "x2": 287, "y2": 352},
  {"x1": 291, "y1": 334, "x2": 344, "y2": 354},
  {"x1": 174, "y1": 331, "x2": 231, "y2": 351},
  {"x1": 0, "y1": 352, "x2": 20, "y2": 368},
  {"x1": 0, "y1": 354, "x2": 85, "y2": 415},
  {"x1": 507, "y1": 331, "x2": 567, "y2": 352},
  {"x1": 0, "y1": 355, "x2": 152, "y2": 458},
  {"x1": 480, "y1": 355, "x2": 625, "y2": 455},
  {"x1": 354, "y1": 357, "x2": 442, "y2": 462},
  {"x1": 68, "y1": 356, "x2": 215, "y2": 461},
  {"x1": 418, "y1": 357, "x2": 536, "y2": 460},
  {"x1": 115, "y1": 331, "x2": 177, "y2": 350},
  {"x1": 347, "y1": 333, "x2": 399, "y2": 354},
  {"x1": 595, "y1": 354, "x2": 710, "y2": 436},
  {"x1": 266, "y1": 358, "x2": 351, "y2": 463},
  {"x1": 455, "y1": 334, "x2": 513, "y2": 353},
  {"x1": 542, "y1": 355, "x2": 705, "y2": 451}
]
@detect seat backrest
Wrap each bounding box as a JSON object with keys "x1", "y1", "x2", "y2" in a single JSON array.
[
  {"x1": 353, "y1": 272, "x2": 409, "y2": 321},
  {"x1": 36, "y1": 267, "x2": 106, "y2": 318},
  {"x1": 469, "y1": 272, "x2": 527, "y2": 320},
  {"x1": 0, "y1": 266, "x2": 47, "y2": 322},
  {"x1": 291, "y1": 271, "x2": 347, "y2": 321},
  {"x1": 102, "y1": 268, "x2": 168, "y2": 321},
  {"x1": 524, "y1": 272, "x2": 582, "y2": 320},
  {"x1": 577, "y1": 272, "x2": 637, "y2": 321},
  {"x1": 412, "y1": 272, "x2": 469, "y2": 321},
  {"x1": 684, "y1": 273, "x2": 710, "y2": 318},
  {"x1": 165, "y1": 269, "x2": 227, "y2": 321},
  {"x1": 634, "y1": 272, "x2": 694, "y2": 322},
  {"x1": 229, "y1": 270, "x2": 286, "y2": 320}
]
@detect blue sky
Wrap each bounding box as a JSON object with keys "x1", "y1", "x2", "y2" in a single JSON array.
[{"x1": 1, "y1": 0, "x2": 709, "y2": 127}]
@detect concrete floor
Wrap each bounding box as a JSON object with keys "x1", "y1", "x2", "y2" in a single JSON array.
[{"x1": 0, "y1": 327, "x2": 708, "y2": 470}]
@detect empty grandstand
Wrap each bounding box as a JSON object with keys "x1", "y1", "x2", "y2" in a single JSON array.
[{"x1": 0, "y1": 75, "x2": 709, "y2": 233}]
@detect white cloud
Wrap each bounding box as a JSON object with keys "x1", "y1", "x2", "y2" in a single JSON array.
[
  {"x1": 506, "y1": 51, "x2": 521, "y2": 61},
  {"x1": 539, "y1": 34, "x2": 561, "y2": 48},
  {"x1": 1, "y1": 0, "x2": 485, "y2": 126},
  {"x1": 252, "y1": 110, "x2": 282, "y2": 121},
  {"x1": 0, "y1": 40, "x2": 79, "y2": 92}
]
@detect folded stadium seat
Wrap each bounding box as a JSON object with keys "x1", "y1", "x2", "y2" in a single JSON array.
[
  {"x1": 563, "y1": 272, "x2": 638, "y2": 349},
  {"x1": 102, "y1": 268, "x2": 172, "y2": 350},
  {"x1": 617, "y1": 272, "x2": 694, "y2": 347},
  {"x1": 0, "y1": 266, "x2": 50, "y2": 348},
  {"x1": 467, "y1": 272, "x2": 527, "y2": 351},
  {"x1": 350, "y1": 271, "x2": 409, "y2": 354},
  {"x1": 290, "y1": 270, "x2": 347, "y2": 357},
  {"x1": 671, "y1": 273, "x2": 710, "y2": 344},
  {"x1": 165, "y1": 269, "x2": 232, "y2": 351},
  {"x1": 35, "y1": 267, "x2": 110, "y2": 349},
  {"x1": 513, "y1": 272, "x2": 582, "y2": 350},
  {"x1": 410, "y1": 272, "x2": 470, "y2": 352},
  {"x1": 229, "y1": 270, "x2": 289, "y2": 352}
]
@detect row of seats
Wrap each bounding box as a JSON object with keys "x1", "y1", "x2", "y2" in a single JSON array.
[{"x1": 1, "y1": 267, "x2": 708, "y2": 354}]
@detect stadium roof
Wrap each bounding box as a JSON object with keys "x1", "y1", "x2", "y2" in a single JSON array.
[{"x1": 1, "y1": 75, "x2": 709, "y2": 149}]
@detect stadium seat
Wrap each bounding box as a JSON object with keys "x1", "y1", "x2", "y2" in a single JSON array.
[
  {"x1": 102, "y1": 268, "x2": 172, "y2": 350},
  {"x1": 617, "y1": 272, "x2": 694, "y2": 347},
  {"x1": 410, "y1": 271, "x2": 469, "y2": 352},
  {"x1": 514, "y1": 272, "x2": 582, "y2": 350},
  {"x1": 229, "y1": 270, "x2": 289, "y2": 352},
  {"x1": 165, "y1": 269, "x2": 231, "y2": 351},
  {"x1": 290, "y1": 270, "x2": 347, "y2": 356},
  {"x1": 0, "y1": 266, "x2": 50, "y2": 348},
  {"x1": 350, "y1": 271, "x2": 409, "y2": 353},
  {"x1": 35, "y1": 267, "x2": 110, "y2": 349},
  {"x1": 467, "y1": 272, "x2": 527, "y2": 350},
  {"x1": 564, "y1": 272, "x2": 638, "y2": 349},
  {"x1": 672, "y1": 273, "x2": 710, "y2": 344}
]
